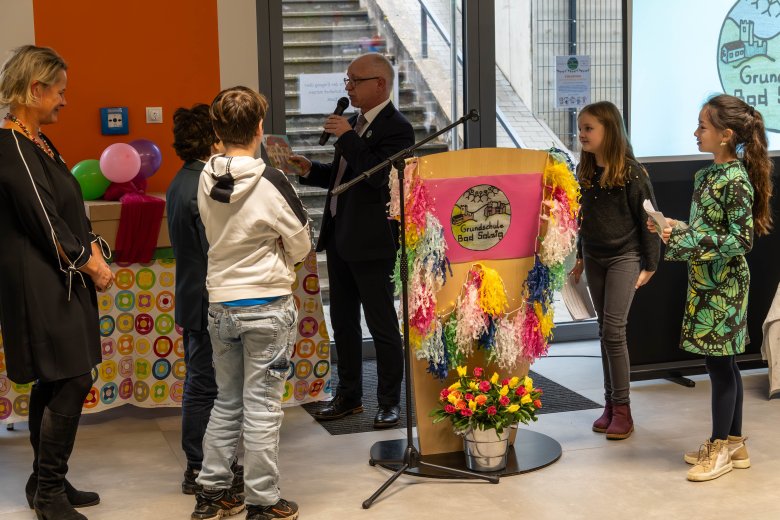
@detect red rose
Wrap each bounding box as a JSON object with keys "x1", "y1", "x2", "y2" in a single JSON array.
[
  {"x1": 479, "y1": 380, "x2": 491, "y2": 392},
  {"x1": 460, "y1": 408, "x2": 473, "y2": 417},
  {"x1": 487, "y1": 406, "x2": 497, "y2": 416},
  {"x1": 465, "y1": 393, "x2": 474, "y2": 401},
  {"x1": 440, "y1": 388, "x2": 450, "y2": 399},
  {"x1": 534, "y1": 388, "x2": 543, "y2": 395},
  {"x1": 474, "y1": 367, "x2": 484, "y2": 377},
  {"x1": 515, "y1": 387, "x2": 526, "y2": 396},
  {"x1": 502, "y1": 378, "x2": 510, "y2": 386},
  {"x1": 444, "y1": 404, "x2": 456, "y2": 414},
  {"x1": 499, "y1": 395, "x2": 510, "y2": 406},
  {"x1": 533, "y1": 399, "x2": 542, "y2": 408}
]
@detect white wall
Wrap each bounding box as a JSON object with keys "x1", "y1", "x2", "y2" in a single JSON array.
[
  {"x1": 494, "y1": 0, "x2": 533, "y2": 107},
  {"x1": 0, "y1": 0, "x2": 35, "y2": 67},
  {"x1": 217, "y1": 0, "x2": 259, "y2": 91}
]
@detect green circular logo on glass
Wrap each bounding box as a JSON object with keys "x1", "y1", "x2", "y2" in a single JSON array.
[{"x1": 567, "y1": 57, "x2": 579, "y2": 70}]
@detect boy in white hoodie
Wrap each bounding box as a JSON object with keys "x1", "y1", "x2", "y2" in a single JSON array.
[{"x1": 191, "y1": 86, "x2": 310, "y2": 520}]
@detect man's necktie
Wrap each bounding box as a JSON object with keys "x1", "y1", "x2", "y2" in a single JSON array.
[{"x1": 330, "y1": 113, "x2": 368, "y2": 217}]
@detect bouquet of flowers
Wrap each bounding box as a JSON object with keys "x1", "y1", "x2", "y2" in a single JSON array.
[{"x1": 430, "y1": 365, "x2": 543, "y2": 435}]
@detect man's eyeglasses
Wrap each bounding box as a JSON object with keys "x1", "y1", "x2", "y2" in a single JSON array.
[{"x1": 343, "y1": 76, "x2": 380, "y2": 87}]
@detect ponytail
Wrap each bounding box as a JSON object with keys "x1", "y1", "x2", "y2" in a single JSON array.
[{"x1": 742, "y1": 110, "x2": 774, "y2": 236}]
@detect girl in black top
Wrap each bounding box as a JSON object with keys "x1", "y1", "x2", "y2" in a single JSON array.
[{"x1": 570, "y1": 101, "x2": 661, "y2": 440}]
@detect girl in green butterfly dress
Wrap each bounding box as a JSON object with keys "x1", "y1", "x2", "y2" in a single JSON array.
[{"x1": 650, "y1": 94, "x2": 774, "y2": 483}]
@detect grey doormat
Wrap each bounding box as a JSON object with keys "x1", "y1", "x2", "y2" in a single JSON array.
[{"x1": 302, "y1": 360, "x2": 601, "y2": 435}]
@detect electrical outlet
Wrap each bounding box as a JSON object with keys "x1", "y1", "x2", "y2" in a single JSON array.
[{"x1": 146, "y1": 107, "x2": 163, "y2": 124}]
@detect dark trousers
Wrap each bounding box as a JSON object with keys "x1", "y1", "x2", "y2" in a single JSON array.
[
  {"x1": 706, "y1": 355, "x2": 743, "y2": 440},
  {"x1": 181, "y1": 328, "x2": 218, "y2": 470},
  {"x1": 584, "y1": 252, "x2": 640, "y2": 405},
  {"x1": 326, "y1": 241, "x2": 403, "y2": 407}
]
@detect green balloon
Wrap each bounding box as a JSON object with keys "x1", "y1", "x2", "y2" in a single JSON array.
[{"x1": 71, "y1": 159, "x2": 111, "y2": 200}]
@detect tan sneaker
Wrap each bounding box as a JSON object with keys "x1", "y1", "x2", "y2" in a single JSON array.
[
  {"x1": 684, "y1": 435, "x2": 750, "y2": 468},
  {"x1": 727, "y1": 435, "x2": 751, "y2": 469},
  {"x1": 686, "y1": 439, "x2": 733, "y2": 482}
]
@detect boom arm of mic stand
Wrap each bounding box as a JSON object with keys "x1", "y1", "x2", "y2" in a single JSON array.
[{"x1": 331, "y1": 110, "x2": 479, "y2": 197}]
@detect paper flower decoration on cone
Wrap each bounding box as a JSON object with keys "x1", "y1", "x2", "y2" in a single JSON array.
[{"x1": 100, "y1": 143, "x2": 141, "y2": 183}]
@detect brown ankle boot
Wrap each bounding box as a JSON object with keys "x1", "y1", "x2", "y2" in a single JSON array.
[
  {"x1": 606, "y1": 403, "x2": 633, "y2": 440},
  {"x1": 592, "y1": 400, "x2": 613, "y2": 433}
]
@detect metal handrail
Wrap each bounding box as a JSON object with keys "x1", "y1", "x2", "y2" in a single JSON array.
[{"x1": 418, "y1": 0, "x2": 522, "y2": 148}]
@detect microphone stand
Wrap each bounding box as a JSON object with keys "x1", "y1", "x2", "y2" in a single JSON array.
[{"x1": 331, "y1": 110, "x2": 500, "y2": 511}]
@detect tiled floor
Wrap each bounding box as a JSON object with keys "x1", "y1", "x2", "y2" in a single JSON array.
[{"x1": 2, "y1": 340, "x2": 779, "y2": 520}]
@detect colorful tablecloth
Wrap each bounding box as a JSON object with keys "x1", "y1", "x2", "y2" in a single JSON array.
[{"x1": 0, "y1": 252, "x2": 332, "y2": 423}]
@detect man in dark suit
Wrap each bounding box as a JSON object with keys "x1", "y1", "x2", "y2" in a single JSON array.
[
  {"x1": 167, "y1": 105, "x2": 231, "y2": 493},
  {"x1": 290, "y1": 53, "x2": 414, "y2": 428}
]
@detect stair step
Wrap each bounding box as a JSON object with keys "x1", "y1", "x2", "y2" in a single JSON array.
[
  {"x1": 282, "y1": 0, "x2": 361, "y2": 13},
  {"x1": 284, "y1": 55, "x2": 364, "y2": 75},
  {"x1": 282, "y1": 40, "x2": 386, "y2": 59},
  {"x1": 284, "y1": 104, "x2": 432, "y2": 126},
  {"x1": 284, "y1": 87, "x2": 415, "y2": 111},
  {"x1": 282, "y1": 11, "x2": 369, "y2": 27}
]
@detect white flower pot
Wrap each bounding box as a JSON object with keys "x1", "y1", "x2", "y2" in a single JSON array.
[{"x1": 462, "y1": 427, "x2": 510, "y2": 472}]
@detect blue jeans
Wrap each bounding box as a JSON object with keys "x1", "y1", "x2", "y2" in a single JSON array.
[
  {"x1": 181, "y1": 328, "x2": 218, "y2": 470},
  {"x1": 196, "y1": 295, "x2": 296, "y2": 507}
]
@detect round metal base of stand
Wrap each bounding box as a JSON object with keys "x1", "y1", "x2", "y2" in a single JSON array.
[{"x1": 369, "y1": 429, "x2": 561, "y2": 478}]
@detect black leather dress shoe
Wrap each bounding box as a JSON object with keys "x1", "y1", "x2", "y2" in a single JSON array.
[
  {"x1": 373, "y1": 405, "x2": 401, "y2": 429},
  {"x1": 312, "y1": 395, "x2": 363, "y2": 421}
]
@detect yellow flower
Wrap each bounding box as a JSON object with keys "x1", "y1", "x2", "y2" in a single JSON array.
[
  {"x1": 490, "y1": 372, "x2": 499, "y2": 384},
  {"x1": 447, "y1": 394, "x2": 458, "y2": 404},
  {"x1": 524, "y1": 377, "x2": 534, "y2": 392},
  {"x1": 509, "y1": 376, "x2": 520, "y2": 388},
  {"x1": 456, "y1": 366, "x2": 467, "y2": 377},
  {"x1": 468, "y1": 381, "x2": 479, "y2": 391},
  {"x1": 521, "y1": 394, "x2": 532, "y2": 405},
  {"x1": 499, "y1": 385, "x2": 509, "y2": 396},
  {"x1": 507, "y1": 404, "x2": 520, "y2": 413},
  {"x1": 448, "y1": 381, "x2": 461, "y2": 391},
  {"x1": 469, "y1": 400, "x2": 477, "y2": 411}
]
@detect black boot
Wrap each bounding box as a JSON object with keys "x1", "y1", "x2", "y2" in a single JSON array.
[
  {"x1": 32, "y1": 408, "x2": 90, "y2": 520},
  {"x1": 26, "y1": 385, "x2": 99, "y2": 509}
]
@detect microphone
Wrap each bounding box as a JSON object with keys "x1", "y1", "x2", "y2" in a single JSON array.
[{"x1": 319, "y1": 97, "x2": 351, "y2": 145}]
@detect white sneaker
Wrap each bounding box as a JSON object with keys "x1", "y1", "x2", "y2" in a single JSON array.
[
  {"x1": 686, "y1": 439, "x2": 733, "y2": 482},
  {"x1": 684, "y1": 435, "x2": 750, "y2": 468}
]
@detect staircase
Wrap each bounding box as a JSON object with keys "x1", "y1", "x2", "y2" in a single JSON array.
[{"x1": 282, "y1": 0, "x2": 449, "y2": 301}]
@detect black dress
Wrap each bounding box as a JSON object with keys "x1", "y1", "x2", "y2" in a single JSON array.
[{"x1": 0, "y1": 128, "x2": 101, "y2": 384}]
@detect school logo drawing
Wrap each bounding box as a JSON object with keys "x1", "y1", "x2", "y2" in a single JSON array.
[{"x1": 718, "y1": 0, "x2": 780, "y2": 132}]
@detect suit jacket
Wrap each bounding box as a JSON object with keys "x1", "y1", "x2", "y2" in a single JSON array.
[
  {"x1": 300, "y1": 102, "x2": 414, "y2": 262},
  {"x1": 166, "y1": 161, "x2": 209, "y2": 331}
]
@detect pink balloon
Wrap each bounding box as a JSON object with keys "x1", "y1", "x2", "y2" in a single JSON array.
[{"x1": 100, "y1": 143, "x2": 141, "y2": 183}]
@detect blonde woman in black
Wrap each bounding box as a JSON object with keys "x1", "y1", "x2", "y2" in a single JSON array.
[{"x1": 0, "y1": 45, "x2": 113, "y2": 520}]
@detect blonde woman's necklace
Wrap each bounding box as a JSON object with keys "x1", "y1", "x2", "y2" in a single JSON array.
[{"x1": 4, "y1": 113, "x2": 55, "y2": 160}]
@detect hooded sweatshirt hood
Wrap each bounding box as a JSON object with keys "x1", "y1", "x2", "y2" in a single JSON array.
[{"x1": 202, "y1": 155, "x2": 266, "y2": 204}]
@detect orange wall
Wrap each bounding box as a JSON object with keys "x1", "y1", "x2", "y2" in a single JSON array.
[{"x1": 33, "y1": 0, "x2": 221, "y2": 192}]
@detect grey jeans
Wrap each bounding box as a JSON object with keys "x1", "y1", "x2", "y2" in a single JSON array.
[
  {"x1": 196, "y1": 295, "x2": 296, "y2": 507},
  {"x1": 584, "y1": 253, "x2": 641, "y2": 405}
]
